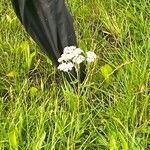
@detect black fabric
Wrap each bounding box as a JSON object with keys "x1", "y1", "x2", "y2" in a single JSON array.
[{"x1": 11, "y1": 0, "x2": 85, "y2": 82}]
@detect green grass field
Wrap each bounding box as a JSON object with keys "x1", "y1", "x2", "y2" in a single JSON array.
[{"x1": 0, "y1": 0, "x2": 150, "y2": 149}]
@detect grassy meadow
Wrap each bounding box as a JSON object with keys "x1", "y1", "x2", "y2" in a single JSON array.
[{"x1": 0, "y1": 0, "x2": 150, "y2": 149}]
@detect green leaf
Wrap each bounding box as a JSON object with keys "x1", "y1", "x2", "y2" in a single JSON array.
[
  {"x1": 109, "y1": 134, "x2": 117, "y2": 150},
  {"x1": 100, "y1": 64, "x2": 113, "y2": 83},
  {"x1": 118, "y1": 132, "x2": 128, "y2": 150},
  {"x1": 6, "y1": 71, "x2": 17, "y2": 78},
  {"x1": 30, "y1": 87, "x2": 38, "y2": 97}
]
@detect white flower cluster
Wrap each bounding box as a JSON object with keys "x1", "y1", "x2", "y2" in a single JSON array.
[
  {"x1": 57, "y1": 62, "x2": 74, "y2": 72},
  {"x1": 57, "y1": 46, "x2": 96, "y2": 72},
  {"x1": 86, "y1": 51, "x2": 97, "y2": 63}
]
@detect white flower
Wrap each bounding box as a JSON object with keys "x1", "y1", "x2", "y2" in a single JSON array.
[
  {"x1": 73, "y1": 55, "x2": 85, "y2": 64},
  {"x1": 69, "y1": 46, "x2": 77, "y2": 50},
  {"x1": 57, "y1": 63, "x2": 66, "y2": 71},
  {"x1": 64, "y1": 46, "x2": 76, "y2": 54},
  {"x1": 58, "y1": 53, "x2": 75, "y2": 62},
  {"x1": 86, "y1": 51, "x2": 97, "y2": 63},
  {"x1": 58, "y1": 47, "x2": 84, "y2": 63},
  {"x1": 57, "y1": 47, "x2": 97, "y2": 73},
  {"x1": 58, "y1": 57, "x2": 64, "y2": 63},
  {"x1": 57, "y1": 62, "x2": 74, "y2": 72},
  {"x1": 72, "y1": 48, "x2": 83, "y2": 56},
  {"x1": 67, "y1": 62, "x2": 74, "y2": 71},
  {"x1": 66, "y1": 53, "x2": 75, "y2": 60}
]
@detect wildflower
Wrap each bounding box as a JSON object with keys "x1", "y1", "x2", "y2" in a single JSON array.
[
  {"x1": 73, "y1": 55, "x2": 85, "y2": 64},
  {"x1": 58, "y1": 47, "x2": 84, "y2": 63},
  {"x1": 58, "y1": 57, "x2": 64, "y2": 63},
  {"x1": 72, "y1": 48, "x2": 83, "y2": 56},
  {"x1": 57, "y1": 62, "x2": 74, "y2": 72},
  {"x1": 58, "y1": 53, "x2": 75, "y2": 63},
  {"x1": 64, "y1": 46, "x2": 76, "y2": 54},
  {"x1": 86, "y1": 51, "x2": 97, "y2": 63},
  {"x1": 57, "y1": 46, "x2": 97, "y2": 72}
]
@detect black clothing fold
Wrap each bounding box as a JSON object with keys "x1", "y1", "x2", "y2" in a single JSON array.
[
  {"x1": 11, "y1": 0, "x2": 77, "y2": 65},
  {"x1": 11, "y1": 0, "x2": 85, "y2": 82}
]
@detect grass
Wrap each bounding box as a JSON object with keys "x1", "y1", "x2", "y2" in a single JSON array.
[{"x1": 0, "y1": 0, "x2": 150, "y2": 149}]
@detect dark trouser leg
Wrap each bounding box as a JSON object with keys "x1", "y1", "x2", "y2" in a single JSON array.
[{"x1": 11, "y1": 0, "x2": 85, "y2": 82}]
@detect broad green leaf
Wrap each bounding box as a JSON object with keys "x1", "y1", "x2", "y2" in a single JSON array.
[
  {"x1": 30, "y1": 87, "x2": 38, "y2": 97},
  {"x1": 100, "y1": 64, "x2": 113, "y2": 83}
]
